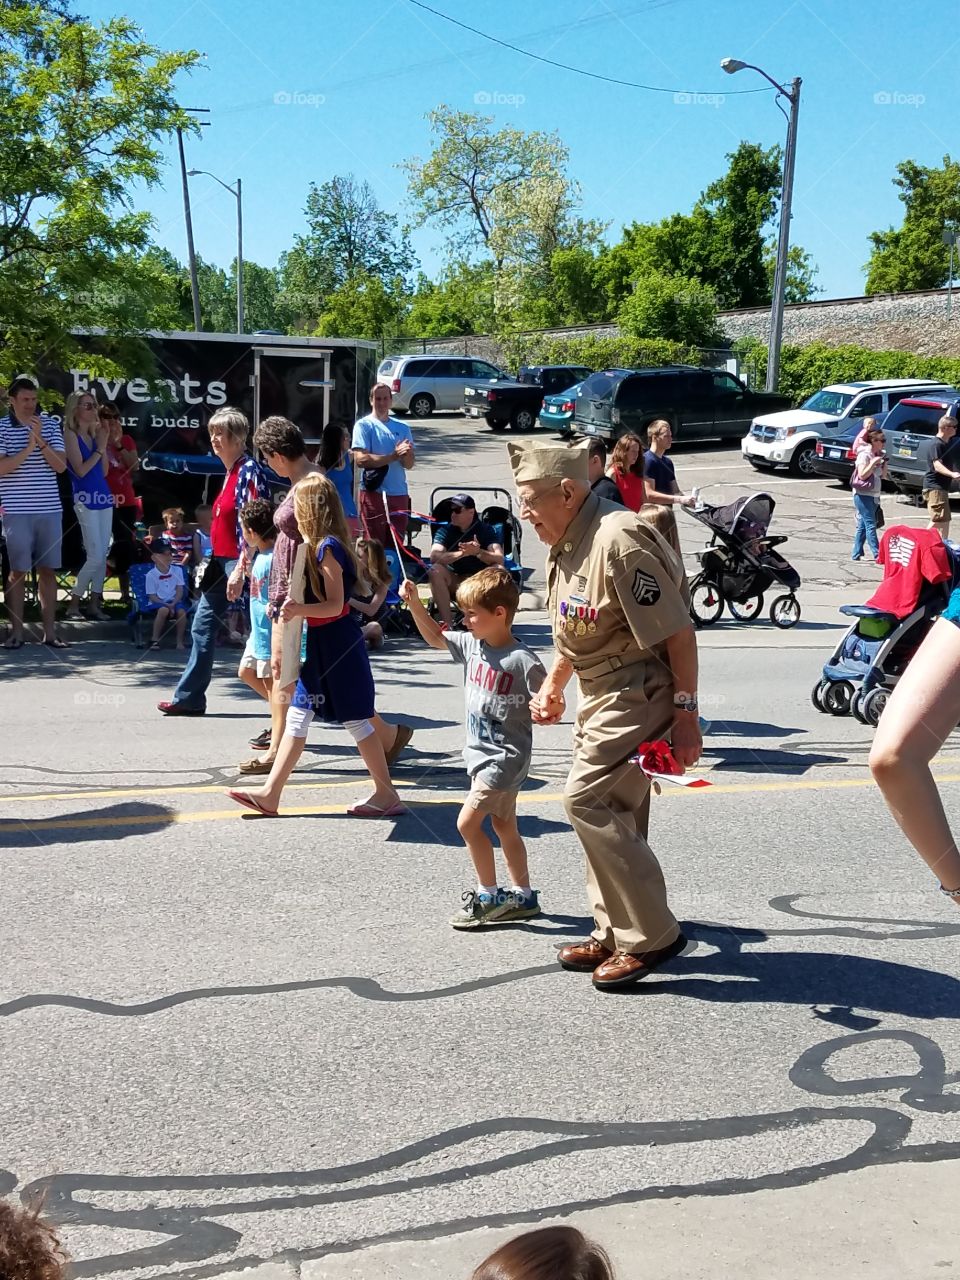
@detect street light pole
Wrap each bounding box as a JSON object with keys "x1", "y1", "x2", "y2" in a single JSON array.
[
  {"x1": 188, "y1": 169, "x2": 244, "y2": 333},
  {"x1": 721, "y1": 60, "x2": 802, "y2": 393}
]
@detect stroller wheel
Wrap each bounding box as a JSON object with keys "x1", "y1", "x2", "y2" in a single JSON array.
[
  {"x1": 689, "y1": 574, "x2": 724, "y2": 627},
  {"x1": 770, "y1": 593, "x2": 801, "y2": 629},
  {"x1": 861, "y1": 687, "x2": 889, "y2": 726},
  {"x1": 728, "y1": 592, "x2": 764, "y2": 622},
  {"x1": 811, "y1": 679, "x2": 830, "y2": 712},
  {"x1": 823, "y1": 680, "x2": 855, "y2": 716},
  {"x1": 850, "y1": 689, "x2": 869, "y2": 723}
]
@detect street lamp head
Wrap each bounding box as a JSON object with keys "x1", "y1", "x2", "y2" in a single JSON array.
[
  {"x1": 187, "y1": 168, "x2": 202, "y2": 176},
  {"x1": 720, "y1": 57, "x2": 747, "y2": 74}
]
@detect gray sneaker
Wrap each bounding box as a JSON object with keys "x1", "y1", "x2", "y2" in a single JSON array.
[
  {"x1": 450, "y1": 890, "x2": 502, "y2": 930},
  {"x1": 488, "y1": 889, "x2": 541, "y2": 923}
]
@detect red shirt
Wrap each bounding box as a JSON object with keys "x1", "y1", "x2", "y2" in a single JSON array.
[
  {"x1": 866, "y1": 526, "x2": 951, "y2": 618},
  {"x1": 105, "y1": 435, "x2": 137, "y2": 506},
  {"x1": 211, "y1": 460, "x2": 242, "y2": 558},
  {"x1": 613, "y1": 468, "x2": 646, "y2": 512}
]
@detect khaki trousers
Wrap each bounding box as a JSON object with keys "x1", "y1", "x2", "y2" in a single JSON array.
[{"x1": 562, "y1": 664, "x2": 680, "y2": 954}]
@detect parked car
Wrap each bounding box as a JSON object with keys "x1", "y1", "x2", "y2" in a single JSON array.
[
  {"x1": 463, "y1": 364, "x2": 593, "y2": 432},
  {"x1": 571, "y1": 365, "x2": 789, "y2": 444},
  {"x1": 743, "y1": 379, "x2": 949, "y2": 478},
  {"x1": 538, "y1": 369, "x2": 633, "y2": 434},
  {"x1": 876, "y1": 394, "x2": 960, "y2": 494},
  {"x1": 814, "y1": 385, "x2": 959, "y2": 482},
  {"x1": 376, "y1": 354, "x2": 506, "y2": 417}
]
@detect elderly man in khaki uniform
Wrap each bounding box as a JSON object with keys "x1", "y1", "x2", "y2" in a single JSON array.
[{"x1": 509, "y1": 439, "x2": 701, "y2": 990}]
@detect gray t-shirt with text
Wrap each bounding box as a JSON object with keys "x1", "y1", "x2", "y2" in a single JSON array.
[{"x1": 443, "y1": 631, "x2": 546, "y2": 789}]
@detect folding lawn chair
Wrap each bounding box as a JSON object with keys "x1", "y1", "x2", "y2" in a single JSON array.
[{"x1": 126, "y1": 562, "x2": 193, "y2": 647}]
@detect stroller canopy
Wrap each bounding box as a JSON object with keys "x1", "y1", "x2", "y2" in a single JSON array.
[{"x1": 701, "y1": 493, "x2": 776, "y2": 542}]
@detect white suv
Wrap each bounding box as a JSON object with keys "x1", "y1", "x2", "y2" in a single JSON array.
[
  {"x1": 741, "y1": 379, "x2": 951, "y2": 476},
  {"x1": 377, "y1": 354, "x2": 506, "y2": 417}
]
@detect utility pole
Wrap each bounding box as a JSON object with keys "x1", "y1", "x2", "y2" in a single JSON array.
[
  {"x1": 236, "y1": 176, "x2": 244, "y2": 333},
  {"x1": 767, "y1": 78, "x2": 802, "y2": 394},
  {"x1": 176, "y1": 108, "x2": 210, "y2": 332}
]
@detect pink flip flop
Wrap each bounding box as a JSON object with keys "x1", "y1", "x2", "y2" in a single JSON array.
[
  {"x1": 347, "y1": 801, "x2": 407, "y2": 819},
  {"x1": 227, "y1": 789, "x2": 279, "y2": 818}
]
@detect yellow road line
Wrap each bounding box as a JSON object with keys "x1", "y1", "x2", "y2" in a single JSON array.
[
  {"x1": 6, "y1": 772, "x2": 960, "y2": 834},
  {"x1": 8, "y1": 754, "x2": 960, "y2": 808}
]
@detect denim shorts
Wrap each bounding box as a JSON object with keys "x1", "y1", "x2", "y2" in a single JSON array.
[
  {"x1": 2, "y1": 511, "x2": 63, "y2": 571},
  {"x1": 942, "y1": 586, "x2": 960, "y2": 629}
]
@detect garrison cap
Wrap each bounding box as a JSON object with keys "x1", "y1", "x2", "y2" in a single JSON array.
[{"x1": 507, "y1": 440, "x2": 590, "y2": 486}]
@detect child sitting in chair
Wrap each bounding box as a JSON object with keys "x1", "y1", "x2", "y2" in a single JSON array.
[
  {"x1": 145, "y1": 537, "x2": 189, "y2": 649},
  {"x1": 350, "y1": 537, "x2": 393, "y2": 649}
]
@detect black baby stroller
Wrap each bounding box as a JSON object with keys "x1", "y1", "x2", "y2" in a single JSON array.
[
  {"x1": 684, "y1": 493, "x2": 802, "y2": 629},
  {"x1": 811, "y1": 527, "x2": 959, "y2": 725}
]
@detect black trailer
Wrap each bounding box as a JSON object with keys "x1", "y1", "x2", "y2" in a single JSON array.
[{"x1": 39, "y1": 331, "x2": 378, "y2": 521}]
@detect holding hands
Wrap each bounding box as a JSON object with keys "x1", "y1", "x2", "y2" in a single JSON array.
[{"x1": 530, "y1": 684, "x2": 566, "y2": 725}]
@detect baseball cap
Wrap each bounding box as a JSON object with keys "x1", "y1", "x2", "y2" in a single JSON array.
[
  {"x1": 150, "y1": 537, "x2": 172, "y2": 555},
  {"x1": 449, "y1": 492, "x2": 475, "y2": 509}
]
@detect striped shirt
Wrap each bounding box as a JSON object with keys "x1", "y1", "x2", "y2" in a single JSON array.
[{"x1": 0, "y1": 414, "x2": 65, "y2": 515}]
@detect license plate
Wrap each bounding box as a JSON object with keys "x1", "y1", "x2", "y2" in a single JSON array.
[
  {"x1": 827, "y1": 448, "x2": 843, "y2": 459},
  {"x1": 468, "y1": 407, "x2": 481, "y2": 417},
  {"x1": 898, "y1": 447, "x2": 913, "y2": 457},
  {"x1": 580, "y1": 424, "x2": 597, "y2": 435},
  {"x1": 546, "y1": 407, "x2": 560, "y2": 414}
]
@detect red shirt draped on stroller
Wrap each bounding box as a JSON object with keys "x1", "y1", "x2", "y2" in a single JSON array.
[{"x1": 865, "y1": 526, "x2": 952, "y2": 618}]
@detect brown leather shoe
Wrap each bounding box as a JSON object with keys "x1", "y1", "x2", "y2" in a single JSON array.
[
  {"x1": 557, "y1": 938, "x2": 613, "y2": 972},
  {"x1": 592, "y1": 933, "x2": 687, "y2": 990}
]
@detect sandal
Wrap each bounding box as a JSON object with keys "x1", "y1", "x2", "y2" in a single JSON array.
[
  {"x1": 42, "y1": 637, "x2": 70, "y2": 649},
  {"x1": 347, "y1": 801, "x2": 407, "y2": 819},
  {"x1": 2, "y1": 638, "x2": 25, "y2": 650},
  {"x1": 226, "y1": 789, "x2": 278, "y2": 818}
]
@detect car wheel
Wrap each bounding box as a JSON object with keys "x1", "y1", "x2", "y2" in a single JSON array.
[
  {"x1": 510, "y1": 407, "x2": 536, "y2": 432},
  {"x1": 410, "y1": 393, "x2": 434, "y2": 418},
  {"x1": 728, "y1": 592, "x2": 764, "y2": 621},
  {"x1": 770, "y1": 594, "x2": 801, "y2": 629},
  {"x1": 689, "y1": 574, "x2": 724, "y2": 627},
  {"x1": 789, "y1": 443, "x2": 819, "y2": 477}
]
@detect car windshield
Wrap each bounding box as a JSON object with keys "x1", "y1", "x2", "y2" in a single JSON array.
[{"x1": 801, "y1": 390, "x2": 854, "y2": 415}]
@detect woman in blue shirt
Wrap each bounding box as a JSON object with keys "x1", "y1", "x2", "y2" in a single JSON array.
[
  {"x1": 63, "y1": 391, "x2": 114, "y2": 620},
  {"x1": 319, "y1": 422, "x2": 359, "y2": 538}
]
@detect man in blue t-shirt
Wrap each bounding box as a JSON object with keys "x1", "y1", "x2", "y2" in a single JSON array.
[
  {"x1": 351, "y1": 383, "x2": 415, "y2": 547},
  {"x1": 429, "y1": 493, "x2": 504, "y2": 628},
  {"x1": 0, "y1": 376, "x2": 68, "y2": 649}
]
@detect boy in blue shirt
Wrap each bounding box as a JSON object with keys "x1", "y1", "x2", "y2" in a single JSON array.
[{"x1": 236, "y1": 499, "x2": 279, "y2": 775}]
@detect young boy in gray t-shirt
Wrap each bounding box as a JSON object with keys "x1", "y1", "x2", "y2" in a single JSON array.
[{"x1": 402, "y1": 566, "x2": 546, "y2": 928}]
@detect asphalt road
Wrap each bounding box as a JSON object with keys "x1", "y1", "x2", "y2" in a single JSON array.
[{"x1": 3, "y1": 414, "x2": 958, "y2": 1280}]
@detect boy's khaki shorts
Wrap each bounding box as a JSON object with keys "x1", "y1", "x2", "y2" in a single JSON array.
[
  {"x1": 924, "y1": 489, "x2": 950, "y2": 522},
  {"x1": 467, "y1": 782, "x2": 519, "y2": 821}
]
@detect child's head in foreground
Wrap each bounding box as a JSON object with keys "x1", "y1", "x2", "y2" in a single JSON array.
[
  {"x1": 471, "y1": 1225, "x2": 614, "y2": 1280},
  {"x1": 0, "y1": 1199, "x2": 68, "y2": 1280},
  {"x1": 455, "y1": 566, "x2": 519, "y2": 642}
]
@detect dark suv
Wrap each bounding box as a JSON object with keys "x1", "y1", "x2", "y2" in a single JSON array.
[
  {"x1": 571, "y1": 365, "x2": 792, "y2": 443},
  {"x1": 882, "y1": 394, "x2": 960, "y2": 493}
]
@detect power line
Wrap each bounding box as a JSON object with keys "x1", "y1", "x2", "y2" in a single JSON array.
[{"x1": 404, "y1": 0, "x2": 773, "y2": 96}]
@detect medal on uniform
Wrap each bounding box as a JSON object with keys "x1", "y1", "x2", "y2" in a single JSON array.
[
  {"x1": 587, "y1": 608, "x2": 597, "y2": 634},
  {"x1": 559, "y1": 601, "x2": 569, "y2": 633},
  {"x1": 576, "y1": 606, "x2": 587, "y2": 636}
]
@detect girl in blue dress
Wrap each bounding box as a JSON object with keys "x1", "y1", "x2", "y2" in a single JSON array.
[{"x1": 227, "y1": 474, "x2": 405, "y2": 819}]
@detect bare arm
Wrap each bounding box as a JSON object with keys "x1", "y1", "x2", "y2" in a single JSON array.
[
  {"x1": 350, "y1": 583, "x2": 389, "y2": 617},
  {"x1": 352, "y1": 447, "x2": 398, "y2": 468},
  {"x1": 284, "y1": 548, "x2": 344, "y2": 621},
  {"x1": 400, "y1": 578, "x2": 447, "y2": 649},
  {"x1": 531, "y1": 652, "x2": 574, "y2": 724},
  {"x1": 664, "y1": 624, "x2": 702, "y2": 769}
]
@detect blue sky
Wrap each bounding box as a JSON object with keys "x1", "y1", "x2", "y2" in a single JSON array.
[{"x1": 86, "y1": 0, "x2": 958, "y2": 305}]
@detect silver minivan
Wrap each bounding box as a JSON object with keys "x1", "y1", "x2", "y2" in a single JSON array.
[{"x1": 377, "y1": 354, "x2": 505, "y2": 417}]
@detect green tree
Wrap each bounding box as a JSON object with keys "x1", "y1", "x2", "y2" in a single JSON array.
[
  {"x1": 764, "y1": 240, "x2": 821, "y2": 304},
  {"x1": 315, "y1": 272, "x2": 408, "y2": 341},
  {"x1": 865, "y1": 156, "x2": 960, "y2": 293},
  {"x1": 0, "y1": 3, "x2": 200, "y2": 382},
  {"x1": 407, "y1": 264, "x2": 495, "y2": 336},
  {"x1": 617, "y1": 270, "x2": 722, "y2": 347},
  {"x1": 280, "y1": 175, "x2": 415, "y2": 329}
]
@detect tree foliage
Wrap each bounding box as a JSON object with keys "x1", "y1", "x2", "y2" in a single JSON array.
[
  {"x1": 279, "y1": 175, "x2": 415, "y2": 330},
  {"x1": 0, "y1": 2, "x2": 200, "y2": 382},
  {"x1": 617, "y1": 270, "x2": 723, "y2": 346},
  {"x1": 735, "y1": 336, "x2": 960, "y2": 403},
  {"x1": 865, "y1": 156, "x2": 960, "y2": 293}
]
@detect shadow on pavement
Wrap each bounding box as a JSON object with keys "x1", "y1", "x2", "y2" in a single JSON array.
[
  {"x1": 0, "y1": 802, "x2": 176, "y2": 847},
  {"x1": 701, "y1": 746, "x2": 847, "y2": 774}
]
